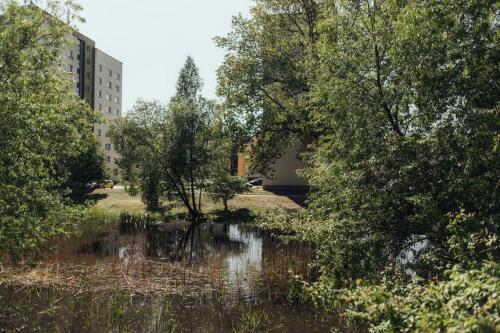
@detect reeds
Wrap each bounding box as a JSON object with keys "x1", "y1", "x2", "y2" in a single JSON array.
[{"x1": 0, "y1": 218, "x2": 336, "y2": 332}]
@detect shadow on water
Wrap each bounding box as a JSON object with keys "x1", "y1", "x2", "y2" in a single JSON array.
[
  {"x1": 208, "y1": 208, "x2": 258, "y2": 224},
  {"x1": 0, "y1": 218, "x2": 335, "y2": 332}
]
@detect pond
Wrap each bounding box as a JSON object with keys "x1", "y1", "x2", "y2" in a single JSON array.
[{"x1": 0, "y1": 221, "x2": 335, "y2": 332}]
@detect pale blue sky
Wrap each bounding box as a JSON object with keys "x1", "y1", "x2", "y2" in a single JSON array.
[{"x1": 77, "y1": 0, "x2": 253, "y2": 113}]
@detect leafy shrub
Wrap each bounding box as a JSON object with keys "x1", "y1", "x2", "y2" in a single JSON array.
[
  {"x1": 256, "y1": 208, "x2": 327, "y2": 243},
  {"x1": 207, "y1": 175, "x2": 249, "y2": 211},
  {"x1": 308, "y1": 262, "x2": 500, "y2": 332}
]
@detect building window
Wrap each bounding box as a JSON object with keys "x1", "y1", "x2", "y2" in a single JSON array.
[
  {"x1": 99, "y1": 65, "x2": 103, "y2": 72},
  {"x1": 105, "y1": 143, "x2": 111, "y2": 151},
  {"x1": 114, "y1": 97, "x2": 120, "y2": 103},
  {"x1": 116, "y1": 109, "x2": 120, "y2": 115},
  {"x1": 69, "y1": 65, "x2": 73, "y2": 72},
  {"x1": 97, "y1": 129, "x2": 101, "y2": 136},
  {"x1": 98, "y1": 103, "x2": 102, "y2": 111},
  {"x1": 98, "y1": 90, "x2": 102, "y2": 98},
  {"x1": 113, "y1": 169, "x2": 119, "y2": 176},
  {"x1": 108, "y1": 69, "x2": 112, "y2": 77},
  {"x1": 106, "y1": 94, "x2": 111, "y2": 101},
  {"x1": 105, "y1": 132, "x2": 110, "y2": 138},
  {"x1": 108, "y1": 106, "x2": 112, "y2": 114},
  {"x1": 116, "y1": 73, "x2": 121, "y2": 80},
  {"x1": 116, "y1": 85, "x2": 120, "y2": 92},
  {"x1": 107, "y1": 156, "x2": 111, "y2": 163},
  {"x1": 69, "y1": 50, "x2": 74, "y2": 59},
  {"x1": 99, "y1": 77, "x2": 102, "y2": 85},
  {"x1": 107, "y1": 81, "x2": 112, "y2": 89}
]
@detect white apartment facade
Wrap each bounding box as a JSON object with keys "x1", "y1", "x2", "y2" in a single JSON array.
[
  {"x1": 65, "y1": 31, "x2": 122, "y2": 181},
  {"x1": 94, "y1": 49, "x2": 122, "y2": 180}
]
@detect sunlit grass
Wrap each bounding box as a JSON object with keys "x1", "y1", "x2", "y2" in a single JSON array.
[{"x1": 82, "y1": 188, "x2": 303, "y2": 223}]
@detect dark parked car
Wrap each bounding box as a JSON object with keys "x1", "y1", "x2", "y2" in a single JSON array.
[{"x1": 247, "y1": 178, "x2": 263, "y2": 187}]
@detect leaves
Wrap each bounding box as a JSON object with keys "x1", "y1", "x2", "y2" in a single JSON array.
[
  {"x1": 111, "y1": 58, "x2": 226, "y2": 219},
  {"x1": 309, "y1": 262, "x2": 500, "y2": 332},
  {"x1": 0, "y1": 2, "x2": 98, "y2": 258}
]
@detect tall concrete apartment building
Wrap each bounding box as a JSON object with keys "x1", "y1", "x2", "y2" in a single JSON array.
[{"x1": 65, "y1": 31, "x2": 123, "y2": 180}]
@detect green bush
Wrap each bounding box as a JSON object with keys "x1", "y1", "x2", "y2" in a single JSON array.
[
  {"x1": 0, "y1": 2, "x2": 98, "y2": 258},
  {"x1": 207, "y1": 174, "x2": 249, "y2": 211},
  {"x1": 308, "y1": 262, "x2": 500, "y2": 332}
]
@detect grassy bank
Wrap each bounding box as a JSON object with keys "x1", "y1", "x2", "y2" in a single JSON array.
[{"x1": 83, "y1": 187, "x2": 303, "y2": 221}]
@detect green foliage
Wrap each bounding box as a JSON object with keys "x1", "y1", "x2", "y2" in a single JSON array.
[
  {"x1": 448, "y1": 209, "x2": 499, "y2": 266},
  {"x1": 305, "y1": 0, "x2": 499, "y2": 279},
  {"x1": 226, "y1": 1, "x2": 499, "y2": 329},
  {"x1": 207, "y1": 208, "x2": 257, "y2": 224},
  {"x1": 65, "y1": 138, "x2": 107, "y2": 187},
  {"x1": 175, "y1": 56, "x2": 203, "y2": 104},
  {"x1": 111, "y1": 99, "x2": 167, "y2": 211},
  {"x1": 111, "y1": 58, "x2": 225, "y2": 220},
  {"x1": 215, "y1": 0, "x2": 321, "y2": 174},
  {"x1": 207, "y1": 175, "x2": 249, "y2": 211},
  {"x1": 238, "y1": 0, "x2": 499, "y2": 280},
  {"x1": 256, "y1": 208, "x2": 326, "y2": 243},
  {"x1": 0, "y1": 1, "x2": 98, "y2": 258},
  {"x1": 309, "y1": 262, "x2": 500, "y2": 332}
]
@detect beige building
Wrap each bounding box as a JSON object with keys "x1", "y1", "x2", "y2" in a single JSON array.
[
  {"x1": 65, "y1": 31, "x2": 122, "y2": 181},
  {"x1": 237, "y1": 144, "x2": 308, "y2": 193},
  {"x1": 94, "y1": 49, "x2": 122, "y2": 180},
  {"x1": 261, "y1": 146, "x2": 308, "y2": 192}
]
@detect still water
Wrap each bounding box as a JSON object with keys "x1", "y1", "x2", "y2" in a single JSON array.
[{"x1": 0, "y1": 221, "x2": 333, "y2": 332}]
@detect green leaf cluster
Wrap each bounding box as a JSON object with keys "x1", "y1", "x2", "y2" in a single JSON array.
[
  {"x1": 309, "y1": 262, "x2": 500, "y2": 332},
  {"x1": 221, "y1": 1, "x2": 499, "y2": 327},
  {"x1": 221, "y1": 0, "x2": 499, "y2": 279},
  {"x1": 111, "y1": 58, "x2": 230, "y2": 220},
  {"x1": 0, "y1": 1, "x2": 99, "y2": 258}
]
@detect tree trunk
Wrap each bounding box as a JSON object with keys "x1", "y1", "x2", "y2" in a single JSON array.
[
  {"x1": 198, "y1": 189, "x2": 202, "y2": 211},
  {"x1": 189, "y1": 208, "x2": 198, "y2": 224}
]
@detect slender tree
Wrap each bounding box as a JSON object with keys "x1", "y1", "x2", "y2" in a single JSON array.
[{"x1": 112, "y1": 58, "x2": 223, "y2": 222}]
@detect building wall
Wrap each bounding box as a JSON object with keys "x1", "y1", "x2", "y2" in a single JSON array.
[
  {"x1": 237, "y1": 152, "x2": 247, "y2": 178},
  {"x1": 262, "y1": 146, "x2": 308, "y2": 192},
  {"x1": 65, "y1": 32, "x2": 95, "y2": 105},
  {"x1": 94, "y1": 49, "x2": 123, "y2": 181},
  {"x1": 74, "y1": 31, "x2": 95, "y2": 106},
  {"x1": 47, "y1": 9, "x2": 122, "y2": 182}
]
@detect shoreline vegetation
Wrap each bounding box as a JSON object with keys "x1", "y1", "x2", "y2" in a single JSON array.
[
  {"x1": 0, "y1": 186, "x2": 308, "y2": 294},
  {"x1": 0, "y1": 190, "x2": 332, "y2": 332},
  {"x1": 2, "y1": 187, "x2": 497, "y2": 332},
  {"x1": 1, "y1": 0, "x2": 498, "y2": 332}
]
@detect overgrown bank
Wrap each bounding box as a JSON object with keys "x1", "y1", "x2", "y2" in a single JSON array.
[
  {"x1": 257, "y1": 210, "x2": 499, "y2": 331},
  {"x1": 217, "y1": 0, "x2": 500, "y2": 331}
]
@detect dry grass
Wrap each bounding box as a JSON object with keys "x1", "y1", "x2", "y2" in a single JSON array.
[
  {"x1": 86, "y1": 187, "x2": 302, "y2": 216},
  {"x1": 229, "y1": 193, "x2": 302, "y2": 210},
  {"x1": 88, "y1": 189, "x2": 146, "y2": 214},
  {"x1": 0, "y1": 260, "x2": 224, "y2": 296}
]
